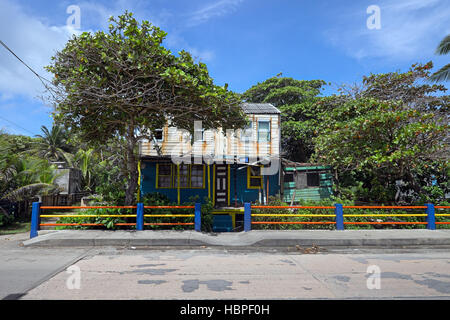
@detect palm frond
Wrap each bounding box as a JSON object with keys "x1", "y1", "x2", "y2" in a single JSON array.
[
  {"x1": 429, "y1": 63, "x2": 450, "y2": 82},
  {"x1": 2, "y1": 183, "x2": 60, "y2": 202},
  {"x1": 435, "y1": 34, "x2": 450, "y2": 55}
]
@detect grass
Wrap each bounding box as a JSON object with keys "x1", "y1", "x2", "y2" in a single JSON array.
[{"x1": 0, "y1": 221, "x2": 31, "y2": 235}]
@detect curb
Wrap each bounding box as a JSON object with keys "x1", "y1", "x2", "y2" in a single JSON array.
[{"x1": 23, "y1": 230, "x2": 450, "y2": 248}]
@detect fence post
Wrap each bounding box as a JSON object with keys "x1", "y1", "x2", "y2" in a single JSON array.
[
  {"x1": 335, "y1": 203, "x2": 344, "y2": 230},
  {"x1": 136, "y1": 203, "x2": 144, "y2": 231},
  {"x1": 244, "y1": 202, "x2": 251, "y2": 232},
  {"x1": 426, "y1": 204, "x2": 436, "y2": 230},
  {"x1": 194, "y1": 203, "x2": 201, "y2": 232},
  {"x1": 30, "y1": 202, "x2": 41, "y2": 239}
]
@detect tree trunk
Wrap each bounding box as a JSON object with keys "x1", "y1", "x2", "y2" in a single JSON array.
[{"x1": 124, "y1": 124, "x2": 138, "y2": 205}]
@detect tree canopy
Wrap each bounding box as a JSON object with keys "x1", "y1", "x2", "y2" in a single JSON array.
[
  {"x1": 243, "y1": 76, "x2": 326, "y2": 161},
  {"x1": 46, "y1": 12, "x2": 247, "y2": 204}
]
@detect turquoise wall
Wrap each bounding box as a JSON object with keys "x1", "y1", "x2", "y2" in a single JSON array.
[{"x1": 283, "y1": 171, "x2": 333, "y2": 202}]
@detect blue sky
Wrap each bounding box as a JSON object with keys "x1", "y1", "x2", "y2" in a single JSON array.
[{"x1": 0, "y1": 0, "x2": 449, "y2": 136}]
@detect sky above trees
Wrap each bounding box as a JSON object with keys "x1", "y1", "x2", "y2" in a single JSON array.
[{"x1": 0, "y1": 0, "x2": 449, "y2": 136}]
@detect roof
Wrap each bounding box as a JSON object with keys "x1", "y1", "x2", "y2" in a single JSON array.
[
  {"x1": 241, "y1": 103, "x2": 281, "y2": 114},
  {"x1": 281, "y1": 158, "x2": 331, "y2": 171}
]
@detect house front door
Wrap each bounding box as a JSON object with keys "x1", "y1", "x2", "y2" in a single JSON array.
[{"x1": 215, "y1": 165, "x2": 228, "y2": 207}]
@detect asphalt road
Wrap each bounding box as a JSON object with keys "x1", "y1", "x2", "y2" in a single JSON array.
[
  {"x1": 0, "y1": 233, "x2": 90, "y2": 300},
  {"x1": 2, "y1": 237, "x2": 447, "y2": 299}
]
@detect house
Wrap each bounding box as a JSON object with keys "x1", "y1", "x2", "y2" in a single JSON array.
[
  {"x1": 138, "y1": 103, "x2": 282, "y2": 207},
  {"x1": 281, "y1": 159, "x2": 333, "y2": 203}
]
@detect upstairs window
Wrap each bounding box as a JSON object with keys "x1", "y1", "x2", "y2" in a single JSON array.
[
  {"x1": 154, "y1": 129, "x2": 163, "y2": 142},
  {"x1": 257, "y1": 121, "x2": 271, "y2": 142},
  {"x1": 240, "y1": 121, "x2": 253, "y2": 142}
]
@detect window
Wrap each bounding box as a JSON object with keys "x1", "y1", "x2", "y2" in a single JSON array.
[
  {"x1": 157, "y1": 164, "x2": 172, "y2": 188},
  {"x1": 156, "y1": 164, "x2": 205, "y2": 189},
  {"x1": 247, "y1": 165, "x2": 263, "y2": 189},
  {"x1": 240, "y1": 121, "x2": 253, "y2": 142},
  {"x1": 257, "y1": 121, "x2": 270, "y2": 142},
  {"x1": 154, "y1": 129, "x2": 163, "y2": 142},
  {"x1": 284, "y1": 172, "x2": 294, "y2": 183},
  {"x1": 174, "y1": 164, "x2": 190, "y2": 188},
  {"x1": 190, "y1": 165, "x2": 204, "y2": 188},
  {"x1": 307, "y1": 172, "x2": 320, "y2": 187}
]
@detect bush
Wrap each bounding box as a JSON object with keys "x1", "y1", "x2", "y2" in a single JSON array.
[
  {"x1": 250, "y1": 196, "x2": 446, "y2": 230},
  {"x1": 55, "y1": 207, "x2": 129, "y2": 230},
  {"x1": 0, "y1": 210, "x2": 14, "y2": 227}
]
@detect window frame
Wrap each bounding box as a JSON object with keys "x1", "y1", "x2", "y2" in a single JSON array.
[
  {"x1": 257, "y1": 120, "x2": 271, "y2": 143},
  {"x1": 156, "y1": 163, "x2": 172, "y2": 189},
  {"x1": 190, "y1": 164, "x2": 206, "y2": 189},
  {"x1": 174, "y1": 164, "x2": 190, "y2": 189},
  {"x1": 154, "y1": 129, "x2": 164, "y2": 142},
  {"x1": 240, "y1": 121, "x2": 253, "y2": 142}
]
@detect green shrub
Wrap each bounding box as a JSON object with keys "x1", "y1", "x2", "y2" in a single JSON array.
[{"x1": 55, "y1": 208, "x2": 128, "y2": 230}]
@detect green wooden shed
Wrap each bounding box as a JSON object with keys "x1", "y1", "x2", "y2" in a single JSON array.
[{"x1": 281, "y1": 159, "x2": 333, "y2": 203}]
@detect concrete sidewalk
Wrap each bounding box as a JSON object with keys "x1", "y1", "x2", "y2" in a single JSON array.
[{"x1": 23, "y1": 229, "x2": 450, "y2": 247}]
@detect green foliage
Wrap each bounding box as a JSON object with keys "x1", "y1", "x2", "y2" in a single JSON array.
[
  {"x1": 243, "y1": 76, "x2": 326, "y2": 161},
  {"x1": 55, "y1": 208, "x2": 127, "y2": 230},
  {"x1": 430, "y1": 34, "x2": 450, "y2": 82},
  {"x1": 0, "y1": 210, "x2": 14, "y2": 227},
  {"x1": 46, "y1": 11, "x2": 246, "y2": 204},
  {"x1": 310, "y1": 63, "x2": 449, "y2": 204}
]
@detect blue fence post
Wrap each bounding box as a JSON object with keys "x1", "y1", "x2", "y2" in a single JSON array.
[
  {"x1": 194, "y1": 203, "x2": 201, "y2": 232},
  {"x1": 136, "y1": 203, "x2": 144, "y2": 231},
  {"x1": 30, "y1": 202, "x2": 41, "y2": 239},
  {"x1": 335, "y1": 203, "x2": 344, "y2": 230},
  {"x1": 244, "y1": 202, "x2": 251, "y2": 232},
  {"x1": 426, "y1": 204, "x2": 436, "y2": 230}
]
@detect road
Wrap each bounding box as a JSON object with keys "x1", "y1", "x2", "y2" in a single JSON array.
[
  {"x1": 1, "y1": 238, "x2": 447, "y2": 299},
  {"x1": 0, "y1": 233, "x2": 90, "y2": 300}
]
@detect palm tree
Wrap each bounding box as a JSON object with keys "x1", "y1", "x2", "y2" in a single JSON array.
[
  {"x1": 32, "y1": 125, "x2": 74, "y2": 165},
  {"x1": 74, "y1": 148, "x2": 95, "y2": 191},
  {"x1": 430, "y1": 34, "x2": 450, "y2": 82},
  {"x1": 1, "y1": 157, "x2": 61, "y2": 201}
]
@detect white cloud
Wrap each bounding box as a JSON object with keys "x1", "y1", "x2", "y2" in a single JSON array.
[
  {"x1": 187, "y1": 0, "x2": 243, "y2": 27},
  {"x1": 324, "y1": 0, "x2": 450, "y2": 61},
  {"x1": 0, "y1": 0, "x2": 81, "y2": 99}
]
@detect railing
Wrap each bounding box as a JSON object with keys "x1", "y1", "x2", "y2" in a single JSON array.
[
  {"x1": 30, "y1": 202, "x2": 201, "y2": 238},
  {"x1": 243, "y1": 203, "x2": 450, "y2": 231}
]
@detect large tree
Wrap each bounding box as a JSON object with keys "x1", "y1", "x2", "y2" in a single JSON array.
[
  {"x1": 243, "y1": 76, "x2": 326, "y2": 161},
  {"x1": 311, "y1": 63, "x2": 449, "y2": 203},
  {"x1": 46, "y1": 12, "x2": 246, "y2": 204}
]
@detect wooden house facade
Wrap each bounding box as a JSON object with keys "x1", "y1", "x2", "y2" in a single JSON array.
[{"x1": 138, "y1": 103, "x2": 282, "y2": 207}]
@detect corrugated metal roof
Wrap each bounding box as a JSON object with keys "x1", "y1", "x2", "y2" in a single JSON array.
[{"x1": 241, "y1": 103, "x2": 281, "y2": 114}]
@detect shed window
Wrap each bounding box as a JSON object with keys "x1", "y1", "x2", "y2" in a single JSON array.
[
  {"x1": 284, "y1": 172, "x2": 294, "y2": 182},
  {"x1": 307, "y1": 172, "x2": 320, "y2": 187}
]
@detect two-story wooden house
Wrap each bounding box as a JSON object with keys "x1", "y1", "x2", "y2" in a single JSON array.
[{"x1": 138, "y1": 103, "x2": 281, "y2": 207}]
